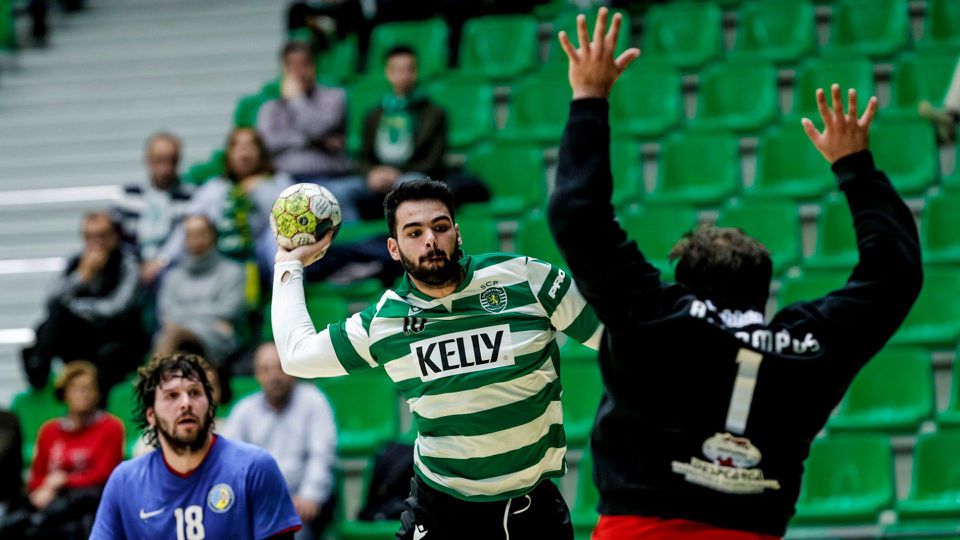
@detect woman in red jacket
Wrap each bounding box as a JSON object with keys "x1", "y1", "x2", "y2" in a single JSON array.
[{"x1": 26, "y1": 360, "x2": 124, "y2": 539}]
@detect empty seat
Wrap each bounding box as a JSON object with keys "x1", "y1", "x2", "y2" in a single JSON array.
[
  {"x1": 827, "y1": 346, "x2": 934, "y2": 433},
  {"x1": 455, "y1": 212, "x2": 501, "y2": 255},
  {"x1": 715, "y1": 198, "x2": 801, "y2": 274},
  {"x1": 748, "y1": 120, "x2": 834, "y2": 201},
  {"x1": 890, "y1": 266, "x2": 960, "y2": 347},
  {"x1": 690, "y1": 60, "x2": 779, "y2": 132},
  {"x1": 776, "y1": 270, "x2": 850, "y2": 311},
  {"x1": 459, "y1": 15, "x2": 539, "y2": 81},
  {"x1": 869, "y1": 118, "x2": 939, "y2": 194},
  {"x1": 11, "y1": 386, "x2": 66, "y2": 464},
  {"x1": 368, "y1": 18, "x2": 448, "y2": 81},
  {"x1": 937, "y1": 352, "x2": 960, "y2": 428},
  {"x1": 345, "y1": 77, "x2": 391, "y2": 156},
  {"x1": 219, "y1": 375, "x2": 260, "y2": 417},
  {"x1": 106, "y1": 378, "x2": 140, "y2": 456},
  {"x1": 465, "y1": 142, "x2": 545, "y2": 216},
  {"x1": 560, "y1": 349, "x2": 603, "y2": 447},
  {"x1": 316, "y1": 35, "x2": 358, "y2": 85},
  {"x1": 609, "y1": 60, "x2": 682, "y2": 139},
  {"x1": 793, "y1": 434, "x2": 894, "y2": 523},
  {"x1": 336, "y1": 458, "x2": 402, "y2": 538},
  {"x1": 501, "y1": 67, "x2": 571, "y2": 144},
  {"x1": 514, "y1": 210, "x2": 565, "y2": 267},
  {"x1": 647, "y1": 131, "x2": 741, "y2": 206},
  {"x1": 305, "y1": 293, "x2": 350, "y2": 329},
  {"x1": 619, "y1": 204, "x2": 700, "y2": 277},
  {"x1": 642, "y1": 3, "x2": 722, "y2": 69},
  {"x1": 425, "y1": 75, "x2": 494, "y2": 149},
  {"x1": 610, "y1": 140, "x2": 644, "y2": 206},
  {"x1": 792, "y1": 56, "x2": 874, "y2": 119},
  {"x1": 917, "y1": 0, "x2": 960, "y2": 50},
  {"x1": 888, "y1": 51, "x2": 958, "y2": 116},
  {"x1": 317, "y1": 368, "x2": 399, "y2": 456},
  {"x1": 804, "y1": 192, "x2": 857, "y2": 270},
  {"x1": 825, "y1": 0, "x2": 909, "y2": 58},
  {"x1": 921, "y1": 188, "x2": 960, "y2": 265},
  {"x1": 233, "y1": 92, "x2": 267, "y2": 128},
  {"x1": 896, "y1": 431, "x2": 960, "y2": 519},
  {"x1": 731, "y1": 1, "x2": 815, "y2": 64}
]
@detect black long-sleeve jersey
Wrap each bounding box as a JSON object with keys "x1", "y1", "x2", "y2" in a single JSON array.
[{"x1": 547, "y1": 99, "x2": 922, "y2": 536}]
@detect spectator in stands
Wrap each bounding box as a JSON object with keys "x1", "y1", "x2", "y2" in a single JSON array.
[
  {"x1": 21, "y1": 211, "x2": 145, "y2": 397},
  {"x1": 257, "y1": 41, "x2": 350, "y2": 182},
  {"x1": 154, "y1": 215, "x2": 247, "y2": 367},
  {"x1": 113, "y1": 132, "x2": 193, "y2": 284},
  {"x1": 919, "y1": 56, "x2": 960, "y2": 143},
  {"x1": 222, "y1": 342, "x2": 337, "y2": 540},
  {"x1": 25, "y1": 361, "x2": 123, "y2": 540}
]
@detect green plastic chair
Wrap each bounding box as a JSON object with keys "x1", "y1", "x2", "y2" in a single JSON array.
[
  {"x1": 938, "y1": 352, "x2": 960, "y2": 428},
  {"x1": 896, "y1": 431, "x2": 960, "y2": 519},
  {"x1": 730, "y1": 1, "x2": 815, "y2": 64},
  {"x1": 804, "y1": 192, "x2": 858, "y2": 270},
  {"x1": 648, "y1": 131, "x2": 741, "y2": 206},
  {"x1": 560, "y1": 351, "x2": 603, "y2": 448},
  {"x1": 335, "y1": 458, "x2": 402, "y2": 539},
  {"x1": 610, "y1": 140, "x2": 644, "y2": 207},
  {"x1": 0, "y1": 0, "x2": 13, "y2": 52},
  {"x1": 219, "y1": 375, "x2": 260, "y2": 417},
  {"x1": 791, "y1": 56, "x2": 874, "y2": 119},
  {"x1": 890, "y1": 266, "x2": 960, "y2": 347},
  {"x1": 514, "y1": 210, "x2": 565, "y2": 267},
  {"x1": 345, "y1": 77, "x2": 391, "y2": 156},
  {"x1": 888, "y1": 51, "x2": 958, "y2": 116},
  {"x1": 921, "y1": 188, "x2": 960, "y2": 265},
  {"x1": 456, "y1": 212, "x2": 501, "y2": 255},
  {"x1": 619, "y1": 204, "x2": 700, "y2": 277},
  {"x1": 501, "y1": 67, "x2": 571, "y2": 144},
  {"x1": 305, "y1": 293, "x2": 351, "y2": 330},
  {"x1": 11, "y1": 386, "x2": 66, "y2": 465},
  {"x1": 106, "y1": 377, "x2": 141, "y2": 456},
  {"x1": 641, "y1": 2, "x2": 723, "y2": 69},
  {"x1": 715, "y1": 198, "x2": 801, "y2": 275},
  {"x1": 690, "y1": 60, "x2": 779, "y2": 132},
  {"x1": 792, "y1": 434, "x2": 894, "y2": 524},
  {"x1": 827, "y1": 347, "x2": 933, "y2": 433},
  {"x1": 367, "y1": 18, "x2": 448, "y2": 81},
  {"x1": 464, "y1": 142, "x2": 545, "y2": 216},
  {"x1": 316, "y1": 35, "x2": 358, "y2": 85},
  {"x1": 571, "y1": 450, "x2": 600, "y2": 539},
  {"x1": 917, "y1": 0, "x2": 960, "y2": 50},
  {"x1": 776, "y1": 270, "x2": 850, "y2": 311},
  {"x1": 317, "y1": 368, "x2": 399, "y2": 456},
  {"x1": 748, "y1": 121, "x2": 834, "y2": 201},
  {"x1": 609, "y1": 60, "x2": 682, "y2": 139},
  {"x1": 825, "y1": 0, "x2": 909, "y2": 58},
  {"x1": 425, "y1": 75, "x2": 494, "y2": 149},
  {"x1": 233, "y1": 93, "x2": 266, "y2": 128},
  {"x1": 869, "y1": 118, "x2": 939, "y2": 194},
  {"x1": 547, "y1": 9, "x2": 633, "y2": 65},
  {"x1": 459, "y1": 15, "x2": 539, "y2": 81}
]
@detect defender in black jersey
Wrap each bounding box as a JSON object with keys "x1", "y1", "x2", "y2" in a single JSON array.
[{"x1": 548, "y1": 10, "x2": 922, "y2": 539}]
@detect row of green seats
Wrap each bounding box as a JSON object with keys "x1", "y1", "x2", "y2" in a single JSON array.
[{"x1": 0, "y1": 0, "x2": 13, "y2": 53}]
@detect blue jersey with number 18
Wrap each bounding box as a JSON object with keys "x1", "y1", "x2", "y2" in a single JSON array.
[{"x1": 90, "y1": 435, "x2": 301, "y2": 540}]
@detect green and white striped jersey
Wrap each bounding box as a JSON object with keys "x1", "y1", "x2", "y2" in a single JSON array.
[{"x1": 273, "y1": 252, "x2": 603, "y2": 501}]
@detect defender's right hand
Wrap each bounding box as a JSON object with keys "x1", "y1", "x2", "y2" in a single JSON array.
[
  {"x1": 802, "y1": 84, "x2": 877, "y2": 164},
  {"x1": 276, "y1": 229, "x2": 334, "y2": 267}
]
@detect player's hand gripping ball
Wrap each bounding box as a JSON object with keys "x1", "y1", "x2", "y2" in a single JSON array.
[{"x1": 270, "y1": 183, "x2": 342, "y2": 250}]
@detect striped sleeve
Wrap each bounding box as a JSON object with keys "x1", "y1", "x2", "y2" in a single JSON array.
[
  {"x1": 527, "y1": 258, "x2": 603, "y2": 350},
  {"x1": 272, "y1": 261, "x2": 373, "y2": 377}
]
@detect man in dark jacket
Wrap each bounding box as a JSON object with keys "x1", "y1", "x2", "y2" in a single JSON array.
[{"x1": 547, "y1": 9, "x2": 922, "y2": 539}]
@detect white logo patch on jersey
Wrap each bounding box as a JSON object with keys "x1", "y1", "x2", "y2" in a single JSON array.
[
  {"x1": 139, "y1": 507, "x2": 164, "y2": 520},
  {"x1": 411, "y1": 324, "x2": 515, "y2": 381}
]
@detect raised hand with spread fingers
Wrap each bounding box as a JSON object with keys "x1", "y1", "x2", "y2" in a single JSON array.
[
  {"x1": 801, "y1": 83, "x2": 878, "y2": 164},
  {"x1": 557, "y1": 7, "x2": 641, "y2": 100}
]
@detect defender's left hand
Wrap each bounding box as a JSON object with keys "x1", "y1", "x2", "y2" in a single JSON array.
[{"x1": 558, "y1": 7, "x2": 641, "y2": 100}]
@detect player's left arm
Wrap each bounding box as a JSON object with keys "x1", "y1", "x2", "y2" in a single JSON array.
[
  {"x1": 248, "y1": 451, "x2": 303, "y2": 539},
  {"x1": 527, "y1": 258, "x2": 604, "y2": 350}
]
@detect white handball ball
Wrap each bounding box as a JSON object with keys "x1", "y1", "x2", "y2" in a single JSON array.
[{"x1": 269, "y1": 183, "x2": 342, "y2": 250}]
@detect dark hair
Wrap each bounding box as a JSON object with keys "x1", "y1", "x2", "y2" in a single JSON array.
[
  {"x1": 83, "y1": 210, "x2": 122, "y2": 236},
  {"x1": 145, "y1": 131, "x2": 182, "y2": 157},
  {"x1": 383, "y1": 178, "x2": 455, "y2": 238},
  {"x1": 669, "y1": 225, "x2": 773, "y2": 309},
  {"x1": 183, "y1": 213, "x2": 219, "y2": 241},
  {"x1": 54, "y1": 360, "x2": 98, "y2": 402},
  {"x1": 225, "y1": 127, "x2": 275, "y2": 181},
  {"x1": 385, "y1": 44, "x2": 417, "y2": 64},
  {"x1": 134, "y1": 353, "x2": 217, "y2": 448},
  {"x1": 281, "y1": 40, "x2": 314, "y2": 62}
]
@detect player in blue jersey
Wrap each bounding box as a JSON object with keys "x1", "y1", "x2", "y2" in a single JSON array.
[{"x1": 90, "y1": 353, "x2": 302, "y2": 540}]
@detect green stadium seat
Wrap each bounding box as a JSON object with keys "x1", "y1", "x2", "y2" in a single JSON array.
[
  {"x1": 11, "y1": 386, "x2": 66, "y2": 465},
  {"x1": 219, "y1": 375, "x2": 260, "y2": 417},
  {"x1": 609, "y1": 60, "x2": 683, "y2": 139},
  {"x1": 367, "y1": 18, "x2": 448, "y2": 81},
  {"x1": 888, "y1": 51, "x2": 958, "y2": 116},
  {"x1": 792, "y1": 434, "x2": 894, "y2": 524},
  {"x1": 827, "y1": 347, "x2": 933, "y2": 433},
  {"x1": 316, "y1": 35, "x2": 358, "y2": 85},
  {"x1": 233, "y1": 93, "x2": 266, "y2": 128},
  {"x1": 776, "y1": 270, "x2": 850, "y2": 310},
  {"x1": 335, "y1": 459, "x2": 402, "y2": 539},
  {"x1": 921, "y1": 188, "x2": 960, "y2": 265},
  {"x1": 425, "y1": 75, "x2": 494, "y2": 149},
  {"x1": 938, "y1": 353, "x2": 960, "y2": 428},
  {"x1": 305, "y1": 293, "x2": 350, "y2": 330},
  {"x1": 825, "y1": 0, "x2": 909, "y2": 59},
  {"x1": 547, "y1": 9, "x2": 633, "y2": 65},
  {"x1": 748, "y1": 121, "x2": 834, "y2": 201},
  {"x1": 618, "y1": 204, "x2": 700, "y2": 277},
  {"x1": 459, "y1": 15, "x2": 539, "y2": 81},
  {"x1": 560, "y1": 349, "x2": 603, "y2": 448},
  {"x1": 730, "y1": 1, "x2": 816, "y2": 64},
  {"x1": 804, "y1": 192, "x2": 857, "y2": 270},
  {"x1": 689, "y1": 60, "x2": 779, "y2": 132},
  {"x1": 500, "y1": 67, "x2": 571, "y2": 144},
  {"x1": 464, "y1": 142, "x2": 545, "y2": 216},
  {"x1": 890, "y1": 266, "x2": 960, "y2": 347},
  {"x1": 641, "y1": 3, "x2": 722, "y2": 69},
  {"x1": 791, "y1": 56, "x2": 874, "y2": 119},
  {"x1": 918, "y1": 0, "x2": 960, "y2": 51},
  {"x1": 185, "y1": 149, "x2": 225, "y2": 185},
  {"x1": 106, "y1": 377, "x2": 140, "y2": 456},
  {"x1": 514, "y1": 210, "x2": 564, "y2": 267},
  {"x1": 647, "y1": 131, "x2": 741, "y2": 206},
  {"x1": 715, "y1": 198, "x2": 801, "y2": 274},
  {"x1": 455, "y1": 212, "x2": 500, "y2": 255},
  {"x1": 317, "y1": 368, "x2": 399, "y2": 456},
  {"x1": 571, "y1": 451, "x2": 600, "y2": 539},
  {"x1": 610, "y1": 140, "x2": 644, "y2": 207},
  {"x1": 346, "y1": 77, "x2": 391, "y2": 156},
  {"x1": 0, "y1": 0, "x2": 13, "y2": 52},
  {"x1": 260, "y1": 79, "x2": 282, "y2": 101},
  {"x1": 896, "y1": 431, "x2": 960, "y2": 519},
  {"x1": 869, "y1": 118, "x2": 939, "y2": 194}
]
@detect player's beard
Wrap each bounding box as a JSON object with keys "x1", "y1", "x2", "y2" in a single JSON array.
[
  {"x1": 156, "y1": 411, "x2": 213, "y2": 453},
  {"x1": 400, "y1": 245, "x2": 462, "y2": 287}
]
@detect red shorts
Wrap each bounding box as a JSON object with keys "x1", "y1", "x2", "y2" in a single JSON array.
[{"x1": 591, "y1": 515, "x2": 781, "y2": 540}]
